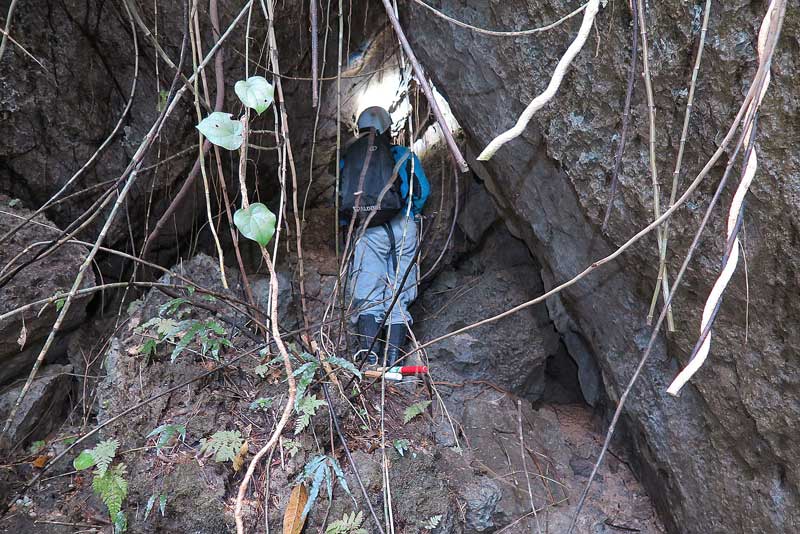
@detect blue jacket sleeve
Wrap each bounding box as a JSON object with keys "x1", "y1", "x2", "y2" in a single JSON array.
[
  {"x1": 393, "y1": 146, "x2": 430, "y2": 215},
  {"x1": 409, "y1": 153, "x2": 430, "y2": 215}
]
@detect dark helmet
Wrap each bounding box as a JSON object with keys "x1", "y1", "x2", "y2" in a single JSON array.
[{"x1": 356, "y1": 106, "x2": 392, "y2": 134}]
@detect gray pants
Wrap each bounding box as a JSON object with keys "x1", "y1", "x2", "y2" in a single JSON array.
[{"x1": 349, "y1": 214, "x2": 418, "y2": 325}]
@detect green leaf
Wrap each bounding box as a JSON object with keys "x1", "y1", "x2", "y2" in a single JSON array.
[
  {"x1": 144, "y1": 494, "x2": 156, "y2": 521},
  {"x1": 55, "y1": 298, "x2": 65, "y2": 311},
  {"x1": 155, "y1": 318, "x2": 182, "y2": 338},
  {"x1": 93, "y1": 464, "x2": 128, "y2": 521},
  {"x1": 393, "y1": 439, "x2": 409, "y2": 457},
  {"x1": 159, "y1": 494, "x2": 167, "y2": 516},
  {"x1": 147, "y1": 423, "x2": 186, "y2": 450},
  {"x1": 403, "y1": 400, "x2": 431, "y2": 424},
  {"x1": 113, "y1": 510, "x2": 128, "y2": 534},
  {"x1": 171, "y1": 322, "x2": 204, "y2": 362},
  {"x1": 326, "y1": 511, "x2": 367, "y2": 534},
  {"x1": 199, "y1": 430, "x2": 244, "y2": 463},
  {"x1": 196, "y1": 112, "x2": 244, "y2": 151},
  {"x1": 294, "y1": 395, "x2": 326, "y2": 435},
  {"x1": 327, "y1": 356, "x2": 362, "y2": 379},
  {"x1": 283, "y1": 439, "x2": 301, "y2": 458},
  {"x1": 157, "y1": 89, "x2": 169, "y2": 112},
  {"x1": 63, "y1": 437, "x2": 77, "y2": 446},
  {"x1": 91, "y1": 439, "x2": 119, "y2": 475},
  {"x1": 421, "y1": 514, "x2": 442, "y2": 530},
  {"x1": 73, "y1": 450, "x2": 96, "y2": 471},
  {"x1": 253, "y1": 364, "x2": 271, "y2": 378},
  {"x1": 158, "y1": 297, "x2": 189, "y2": 317},
  {"x1": 293, "y1": 361, "x2": 319, "y2": 407},
  {"x1": 139, "y1": 339, "x2": 158, "y2": 358},
  {"x1": 249, "y1": 397, "x2": 273, "y2": 411},
  {"x1": 234, "y1": 76, "x2": 275, "y2": 115},
  {"x1": 29, "y1": 440, "x2": 46, "y2": 455},
  {"x1": 234, "y1": 203, "x2": 276, "y2": 247}
]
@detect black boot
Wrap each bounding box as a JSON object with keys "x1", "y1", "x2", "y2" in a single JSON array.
[
  {"x1": 356, "y1": 315, "x2": 381, "y2": 366},
  {"x1": 384, "y1": 324, "x2": 407, "y2": 368}
]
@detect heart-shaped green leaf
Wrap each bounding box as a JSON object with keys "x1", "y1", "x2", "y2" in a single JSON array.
[
  {"x1": 235, "y1": 76, "x2": 275, "y2": 115},
  {"x1": 234, "y1": 203, "x2": 276, "y2": 247},
  {"x1": 196, "y1": 112, "x2": 243, "y2": 151},
  {"x1": 73, "y1": 450, "x2": 96, "y2": 471}
]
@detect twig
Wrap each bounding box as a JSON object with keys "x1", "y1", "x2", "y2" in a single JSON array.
[
  {"x1": 233, "y1": 156, "x2": 296, "y2": 534},
  {"x1": 0, "y1": 27, "x2": 48, "y2": 71},
  {"x1": 189, "y1": 0, "x2": 229, "y2": 289},
  {"x1": 0, "y1": 0, "x2": 19, "y2": 63},
  {"x1": 310, "y1": 0, "x2": 319, "y2": 107},
  {"x1": 517, "y1": 400, "x2": 543, "y2": 534},
  {"x1": 379, "y1": 0, "x2": 469, "y2": 172},
  {"x1": 408, "y1": 0, "x2": 588, "y2": 38},
  {"x1": 259, "y1": 0, "x2": 311, "y2": 330},
  {"x1": 477, "y1": 0, "x2": 600, "y2": 161},
  {"x1": 601, "y1": 0, "x2": 638, "y2": 231},
  {"x1": 667, "y1": 0, "x2": 778, "y2": 395},
  {"x1": 639, "y1": 0, "x2": 675, "y2": 331},
  {"x1": 651, "y1": 0, "x2": 712, "y2": 321},
  {"x1": 321, "y1": 382, "x2": 386, "y2": 534}
]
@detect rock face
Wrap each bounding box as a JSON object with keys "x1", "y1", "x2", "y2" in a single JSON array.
[
  {"x1": 403, "y1": 1, "x2": 800, "y2": 532},
  {"x1": 413, "y1": 221, "x2": 563, "y2": 400},
  {"x1": 0, "y1": 196, "x2": 95, "y2": 387},
  {"x1": 0, "y1": 364, "x2": 74, "y2": 449}
]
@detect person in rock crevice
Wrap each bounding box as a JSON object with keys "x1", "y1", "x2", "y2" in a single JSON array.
[{"x1": 338, "y1": 106, "x2": 429, "y2": 367}]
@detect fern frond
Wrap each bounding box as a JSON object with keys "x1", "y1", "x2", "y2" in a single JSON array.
[
  {"x1": 91, "y1": 439, "x2": 119, "y2": 475},
  {"x1": 327, "y1": 356, "x2": 362, "y2": 379},
  {"x1": 326, "y1": 511, "x2": 367, "y2": 534},
  {"x1": 93, "y1": 464, "x2": 128, "y2": 519},
  {"x1": 199, "y1": 430, "x2": 244, "y2": 463}
]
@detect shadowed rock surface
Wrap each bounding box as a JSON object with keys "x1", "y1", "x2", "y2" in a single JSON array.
[{"x1": 403, "y1": 1, "x2": 799, "y2": 532}]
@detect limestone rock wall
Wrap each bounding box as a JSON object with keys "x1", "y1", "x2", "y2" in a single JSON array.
[{"x1": 402, "y1": 1, "x2": 799, "y2": 532}]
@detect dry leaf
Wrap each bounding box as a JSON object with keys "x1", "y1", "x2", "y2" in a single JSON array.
[
  {"x1": 17, "y1": 323, "x2": 27, "y2": 351},
  {"x1": 31, "y1": 455, "x2": 48, "y2": 468},
  {"x1": 232, "y1": 440, "x2": 249, "y2": 472},
  {"x1": 283, "y1": 484, "x2": 308, "y2": 534}
]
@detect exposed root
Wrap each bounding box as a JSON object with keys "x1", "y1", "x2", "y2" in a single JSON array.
[{"x1": 476, "y1": 0, "x2": 600, "y2": 161}]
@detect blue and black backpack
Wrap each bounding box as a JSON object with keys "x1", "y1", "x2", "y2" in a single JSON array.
[{"x1": 339, "y1": 129, "x2": 414, "y2": 227}]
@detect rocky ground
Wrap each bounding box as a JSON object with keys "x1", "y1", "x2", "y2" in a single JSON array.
[{"x1": 0, "y1": 199, "x2": 662, "y2": 533}]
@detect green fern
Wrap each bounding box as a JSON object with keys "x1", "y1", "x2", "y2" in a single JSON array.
[
  {"x1": 74, "y1": 438, "x2": 119, "y2": 475},
  {"x1": 327, "y1": 355, "x2": 362, "y2": 379},
  {"x1": 293, "y1": 361, "x2": 320, "y2": 406},
  {"x1": 249, "y1": 397, "x2": 273, "y2": 411},
  {"x1": 200, "y1": 430, "x2": 244, "y2": 463},
  {"x1": 159, "y1": 297, "x2": 190, "y2": 317},
  {"x1": 253, "y1": 364, "x2": 271, "y2": 377},
  {"x1": 403, "y1": 400, "x2": 431, "y2": 424},
  {"x1": 393, "y1": 439, "x2": 410, "y2": 457},
  {"x1": 326, "y1": 511, "x2": 368, "y2": 534},
  {"x1": 296, "y1": 455, "x2": 356, "y2": 522},
  {"x1": 294, "y1": 395, "x2": 326, "y2": 435},
  {"x1": 146, "y1": 423, "x2": 186, "y2": 451},
  {"x1": 421, "y1": 514, "x2": 442, "y2": 530},
  {"x1": 283, "y1": 439, "x2": 301, "y2": 457},
  {"x1": 92, "y1": 464, "x2": 128, "y2": 530}
]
